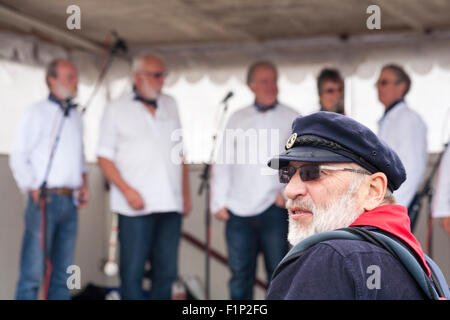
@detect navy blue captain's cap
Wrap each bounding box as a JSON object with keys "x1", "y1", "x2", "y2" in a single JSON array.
[{"x1": 267, "y1": 111, "x2": 406, "y2": 191}]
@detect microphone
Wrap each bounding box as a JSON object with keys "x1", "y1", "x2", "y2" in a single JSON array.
[
  {"x1": 80, "y1": 31, "x2": 128, "y2": 115},
  {"x1": 221, "y1": 91, "x2": 234, "y2": 104},
  {"x1": 111, "y1": 30, "x2": 128, "y2": 54}
]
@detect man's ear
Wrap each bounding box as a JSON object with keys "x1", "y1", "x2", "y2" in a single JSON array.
[
  {"x1": 48, "y1": 75, "x2": 57, "y2": 91},
  {"x1": 248, "y1": 81, "x2": 256, "y2": 94},
  {"x1": 362, "y1": 172, "x2": 388, "y2": 211},
  {"x1": 397, "y1": 82, "x2": 407, "y2": 98},
  {"x1": 132, "y1": 73, "x2": 139, "y2": 87},
  {"x1": 318, "y1": 93, "x2": 324, "y2": 105}
]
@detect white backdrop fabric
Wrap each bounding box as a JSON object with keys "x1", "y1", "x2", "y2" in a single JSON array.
[{"x1": 1, "y1": 31, "x2": 450, "y2": 164}]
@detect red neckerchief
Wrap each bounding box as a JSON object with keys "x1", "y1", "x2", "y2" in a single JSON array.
[{"x1": 350, "y1": 204, "x2": 431, "y2": 276}]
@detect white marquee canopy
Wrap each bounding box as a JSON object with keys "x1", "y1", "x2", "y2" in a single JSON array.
[{"x1": 1, "y1": 1, "x2": 450, "y2": 162}]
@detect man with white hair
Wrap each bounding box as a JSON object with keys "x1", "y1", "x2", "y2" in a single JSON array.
[
  {"x1": 97, "y1": 54, "x2": 191, "y2": 300},
  {"x1": 265, "y1": 112, "x2": 431, "y2": 299},
  {"x1": 10, "y1": 59, "x2": 88, "y2": 300}
]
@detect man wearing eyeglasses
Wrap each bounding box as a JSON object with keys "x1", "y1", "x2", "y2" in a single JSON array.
[
  {"x1": 317, "y1": 68, "x2": 345, "y2": 115},
  {"x1": 211, "y1": 61, "x2": 298, "y2": 300},
  {"x1": 376, "y1": 64, "x2": 428, "y2": 212},
  {"x1": 10, "y1": 59, "x2": 88, "y2": 300},
  {"x1": 97, "y1": 54, "x2": 191, "y2": 300},
  {"x1": 265, "y1": 111, "x2": 429, "y2": 299}
]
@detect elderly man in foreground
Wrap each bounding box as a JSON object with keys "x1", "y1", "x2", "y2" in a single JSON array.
[{"x1": 265, "y1": 111, "x2": 435, "y2": 300}]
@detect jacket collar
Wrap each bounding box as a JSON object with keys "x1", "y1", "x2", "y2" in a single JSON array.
[
  {"x1": 382, "y1": 98, "x2": 404, "y2": 117},
  {"x1": 48, "y1": 93, "x2": 77, "y2": 116},
  {"x1": 133, "y1": 86, "x2": 158, "y2": 108},
  {"x1": 350, "y1": 204, "x2": 430, "y2": 275},
  {"x1": 254, "y1": 100, "x2": 278, "y2": 113}
]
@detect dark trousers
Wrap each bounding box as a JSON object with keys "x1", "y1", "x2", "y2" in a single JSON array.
[
  {"x1": 118, "y1": 212, "x2": 181, "y2": 300},
  {"x1": 226, "y1": 204, "x2": 288, "y2": 300}
]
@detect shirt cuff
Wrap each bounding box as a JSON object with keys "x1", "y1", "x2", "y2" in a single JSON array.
[
  {"x1": 210, "y1": 199, "x2": 226, "y2": 216},
  {"x1": 97, "y1": 147, "x2": 115, "y2": 161},
  {"x1": 17, "y1": 175, "x2": 40, "y2": 194}
]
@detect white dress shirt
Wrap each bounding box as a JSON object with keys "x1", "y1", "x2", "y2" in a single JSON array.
[
  {"x1": 211, "y1": 103, "x2": 299, "y2": 217},
  {"x1": 97, "y1": 92, "x2": 184, "y2": 216},
  {"x1": 432, "y1": 146, "x2": 450, "y2": 218},
  {"x1": 9, "y1": 98, "x2": 87, "y2": 193},
  {"x1": 378, "y1": 100, "x2": 428, "y2": 207}
]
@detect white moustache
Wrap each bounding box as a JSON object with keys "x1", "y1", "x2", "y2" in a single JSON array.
[{"x1": 286, "y1": 198, "x2": 316, "y2": 214}]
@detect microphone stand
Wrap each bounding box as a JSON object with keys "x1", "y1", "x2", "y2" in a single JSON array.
[
  {"x1": 80, "y1": 30, "x2": 128, "y2": 114},
  {"x1": 39, "y1": 102, "x2": 72, "y2": 300},
  {"x1": 197, "y1": 94, "x2": 231, "y2": 300},
  {"x1": 408, "y1": 142, "x2": 449, "y2": 257}
]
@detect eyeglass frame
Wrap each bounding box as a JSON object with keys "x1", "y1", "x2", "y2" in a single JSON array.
[
  {"x1": 136, "y1": 71, "x2": 168, "y2": 79},
  {"x1": 278, "y1": 164, "x2": 372, "y2": 184},
  {"x1": 375, "y1": 79, "x2": 401, "y2": 87}
]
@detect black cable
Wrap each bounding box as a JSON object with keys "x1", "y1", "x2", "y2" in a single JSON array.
[{"x1": 80, "y1": 30, "x2": 129, "y2": 114}]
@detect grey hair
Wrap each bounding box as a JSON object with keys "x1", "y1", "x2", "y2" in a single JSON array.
[
  {"x1": 349, "y1": 162, "x2": 396, "y2": 205},
  {"x1": 131, "y1": 53, "x2": 164, "y2": 74},
  {"x1": 45, "y1": 59, "x2": 63, "y2": 89},
  {"x1": 382, "y1": 189, "x2": 396, "y2": 205},
  {"x1": 382, "y1": 64, "x2": 411, "y2": 97},
  {"x1": 246, "y1": 60, "x2": 278, "y2": 85}
]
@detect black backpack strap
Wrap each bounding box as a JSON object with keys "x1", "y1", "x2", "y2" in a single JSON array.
[
  {"x1": 272, "y1": 227, "x2": 442, "y2": 300},
  {"x1": 341, "y1": 227, "x2": 398, "y2": 258},
  {"x1": 271, "y1": 230, "x2": 362, "y2": 280},
  {"x1": 341, "y1": 227, "x2": 439, "y2": 300},
  {"x1": 425, "y1": 255, "x2": 450, "y2": 299}
]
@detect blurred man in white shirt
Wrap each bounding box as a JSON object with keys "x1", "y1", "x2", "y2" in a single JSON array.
[
  {"x1": 10, "y1": 59, "x2": 88, "y2": 300},
  {"x1": 211, "y1": 61, "x2": 298, "y2": 299},
  {"x1": 97, "y1": 54, "x2": 191, "y2": 300},
  {"x1": 376, "y1": 64, "x2": 428, "y2": 215}
]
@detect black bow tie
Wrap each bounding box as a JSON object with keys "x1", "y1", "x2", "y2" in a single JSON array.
[
  {"x1": 48, "y1": 93, "x2": 78, "y2": 117},
  {"x1": 254, "y1": 101, "x2": 277, "y2": 113},
  {"x1": 134, "y1": 93, "x2": 158, "y2": 108}
]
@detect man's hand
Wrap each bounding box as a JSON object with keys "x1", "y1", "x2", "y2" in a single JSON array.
[
  {"x1": 214, "y1": 207, "x2": 229, "y2": 221},
  {"x1": 98, "y1": 157, "x2": 144, "y2": 211},
  {"x1": 123, "y1": 186, "x2": 145, "y2": 210},
  {"x1": 274, "y1": 192, "x2": 286, "y2": 208},
  {"x1": 440, "y1": 217, "x2": 450, "y2": 236},
  {"x1": 183, "y1": 196, "x2": 192, "y2": 217},
  {"x1": 77, "y1": 184, "x2": 89, "y2": 210},
  {"x1": 30, "y1": 189, "x2": 40, "y2": 204}
]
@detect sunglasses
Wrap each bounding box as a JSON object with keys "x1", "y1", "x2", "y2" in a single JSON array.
[
  {"x1": 137, "y1": 71, "x2": 168, "y2": 79},
  {"x1": 375, "y1": 79, "x2": 400, "y2": 87},
  {"x1": 322, "y1": 87, "x2": 344, "y2": 94},
  {"x1": 279, "y1": 164, "x2": 371, "y2": 184}
]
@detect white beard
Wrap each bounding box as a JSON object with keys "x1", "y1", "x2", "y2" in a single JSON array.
[
  {"x1": 286, "y1": 177, "x2": 363, "y2": 247},
  {"x1": 54, "y1": 83, "x2": 76, "y2": 100},
  {"x1": 139, "y1": 81, "x2": 159, "y2": 100}
]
